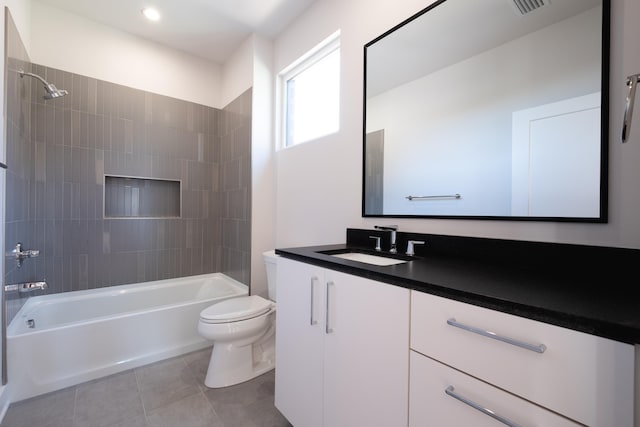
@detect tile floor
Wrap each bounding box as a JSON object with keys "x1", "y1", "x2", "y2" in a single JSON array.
[{"x1": 0, "y1": 347, "x2": 292, "y2": 427}]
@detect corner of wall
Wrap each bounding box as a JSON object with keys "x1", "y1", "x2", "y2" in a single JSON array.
[
  {"x1": 250, "y1": 35, "x2": 275, "y2": 298},
  {"x1": 221, "y1": 34, "x2": 256, "y2": 108}
]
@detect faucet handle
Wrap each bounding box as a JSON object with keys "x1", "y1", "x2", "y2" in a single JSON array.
[
  {"x1": 406, "y1": 240, "x2": 425, "y2": 256},
  {"x1": 369, "y1": 236, "x2": 382, "y2": 251}
]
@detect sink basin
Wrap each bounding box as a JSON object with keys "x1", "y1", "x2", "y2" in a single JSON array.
[{"x1": 329, "y1": 252, "x2": 409, "y2": 266}]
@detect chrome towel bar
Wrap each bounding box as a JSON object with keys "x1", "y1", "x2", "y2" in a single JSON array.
[{"x1": 406, "y1": 194, "x2": 461, "y2": 201}]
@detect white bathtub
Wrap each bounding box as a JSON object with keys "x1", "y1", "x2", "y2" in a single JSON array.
[{"x1": 6, "y1": 273, "x2": 248, "y2": 402}]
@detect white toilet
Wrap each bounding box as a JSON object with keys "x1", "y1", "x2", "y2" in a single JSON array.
[{"x1": 197, "y1": 250, "x2": 278, "y2": 388}]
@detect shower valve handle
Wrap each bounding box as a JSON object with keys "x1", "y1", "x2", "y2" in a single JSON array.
[{"x1": 8, "y1": 242, "x2": 40, "y2": 267}]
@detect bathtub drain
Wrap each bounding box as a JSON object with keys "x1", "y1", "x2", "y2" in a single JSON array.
[{"x1": 26, "y1": 319, "x2": 35, "y2": 329}]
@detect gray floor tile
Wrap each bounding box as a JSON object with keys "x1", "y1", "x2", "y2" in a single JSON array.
[
  {"x1": 73, "y1": 370, "x2": 145, "y2": 427},
  {"x1": 0, "y1": 386, "x2": 76, "y2": 427},
  {"x1": 244, "y1": 396, "x2": 292, "y2": 427},
  {"x1": 102, "y1": 415, "x2": 148, "y2": 427},
  {"x1": 181, "y1": 347, "x2": 212, "y2": 387},
  {"x1": 1, "y1": 352, "x2": 290, "y2": 427},
  {"x1": 210, "y1": 395, "x2": 290, "y2": 427},
  {"x1": 204, "y1": 369, "x2": 275, "y2": 407},
  {"x1": 205, "y1": 370, "x2": 288, "y2": 427},
  {"x1": 135, "y1": 357, "x2": 200, "y2": 412},
  {"x1": 145, "y1": 393, "x2": 223, "y2": 427}
]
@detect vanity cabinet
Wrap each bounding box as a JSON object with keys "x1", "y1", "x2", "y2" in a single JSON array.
[
  {"x1": 409, "y1": 351, "x2": 582, "y2": 426},
  {"x1": 275, "y1": 257, "x2": 410, "y2": 427},
  {"x1": 410, "y1": 291, "x2": 635, "y2": 427}
]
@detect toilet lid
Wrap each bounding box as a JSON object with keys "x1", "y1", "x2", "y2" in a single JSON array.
[{"x1": 200, "y1": 295, "x2": 273, "y2": 323}]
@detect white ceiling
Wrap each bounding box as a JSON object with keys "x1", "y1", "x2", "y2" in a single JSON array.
[{"x1": 34, "y1": 0, "x2": 317, "y2": 64}]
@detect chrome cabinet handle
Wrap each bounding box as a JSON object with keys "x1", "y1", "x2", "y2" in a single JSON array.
[
  {"x1": 310, "y1": 276, "x2": 318, "y2": 325},
  {"x1": 623, "y1": 74, "x2": 640, "y2": 143},
  {"x1": 445, "y1": 386, "x2": 522, "y2": 427},
  {"x1": 447, "y1": 318, "x2": 546, "y2": 354},
  {"x1": 325, "y1": 281, "x2": 334, "y2": 334}
]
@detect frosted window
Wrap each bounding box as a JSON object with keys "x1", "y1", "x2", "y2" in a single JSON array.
[{"x1": 280, "y1": 31, "x2": 341, "y2": 147}]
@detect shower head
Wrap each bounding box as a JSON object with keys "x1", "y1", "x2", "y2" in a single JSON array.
[
  {"x1": 42, "y1": 83, "x2": 68, "y2": 100},
  {"x1": 18, "y1": 69, "x2": 68, "y2": 100}
]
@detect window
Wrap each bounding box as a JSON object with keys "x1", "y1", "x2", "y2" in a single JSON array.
[{"x1": 279, "y1": 31, "x2": 340, "y2": 148}]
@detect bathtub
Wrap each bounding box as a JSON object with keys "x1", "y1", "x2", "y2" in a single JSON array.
[{"x1": 6, "y1": 273, "x2": 248, "y2": 402}]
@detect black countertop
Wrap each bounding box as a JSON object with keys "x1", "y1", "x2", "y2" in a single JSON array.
[{"x1": 275, "y1": 233, "x2": 640, "y2": 345}]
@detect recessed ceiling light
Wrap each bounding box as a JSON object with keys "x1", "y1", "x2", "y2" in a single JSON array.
[{"x1": 141, "y1": 8, "x2": 161, "y2": 21}]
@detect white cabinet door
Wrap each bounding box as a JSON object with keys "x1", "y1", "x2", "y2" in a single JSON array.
[
  {"x1": 324, "y1": 268, "x2": 410, "y2": 427},
  {"x1": 275, "y1": 258, "x2": 410, "y2": 427},
  {"x1": 275, "y1": 258, "x2": 325, "y2": 427}
]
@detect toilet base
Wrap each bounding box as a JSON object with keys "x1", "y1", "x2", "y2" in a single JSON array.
[{"x1": 204, "y1": 330, "x2": 275, "y2": 388}]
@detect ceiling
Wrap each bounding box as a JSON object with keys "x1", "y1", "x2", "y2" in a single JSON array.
[{"x1": 34, "y1": 0, "x2": 317, "y2": 64}]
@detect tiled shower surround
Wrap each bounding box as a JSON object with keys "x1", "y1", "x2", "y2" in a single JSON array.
[{"x1": 4, "y1": 59, "x2": 252, "y2": 321}]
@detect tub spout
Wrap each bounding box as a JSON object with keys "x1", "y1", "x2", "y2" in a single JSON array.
[{"x1": 4, "y1": 281, "x2": 48, "y2": 294}]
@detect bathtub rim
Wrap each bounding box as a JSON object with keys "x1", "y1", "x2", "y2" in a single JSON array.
[{"x1": 7, "y1": 272, "x2": 248, "y2": 337}]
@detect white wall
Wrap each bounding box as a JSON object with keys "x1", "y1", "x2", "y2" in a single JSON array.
[
  {"x1": 273, "y1": 0, "x2": 640, "y2": 250},
  {"x1": 29, "y1": 1, "x2": 223, "y2": 109},
  {"x1": 221, "y1": 35, "x2": 254, "y2": 109},
  {"x1": 249, "y1": 36, "x2": 276, "y2": 298}
]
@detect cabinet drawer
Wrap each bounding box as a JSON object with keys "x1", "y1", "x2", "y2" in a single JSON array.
[
  {"x1": 409, "y1": 351, "x2": 581, "y2": 427},
  {"x1": 410, "y1": 291, "x2": 634, "y2": 427}
]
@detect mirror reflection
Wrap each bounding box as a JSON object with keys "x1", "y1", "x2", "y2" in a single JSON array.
[{"x1": 363, "y1": 0, "x2": 608, "y2": 221}]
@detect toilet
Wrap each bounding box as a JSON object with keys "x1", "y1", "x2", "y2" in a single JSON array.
[{"x1": 197, "y1": 250, "x2": 278, "y2": 388}]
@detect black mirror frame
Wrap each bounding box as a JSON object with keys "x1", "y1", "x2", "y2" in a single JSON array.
[{"x1": 362, "y1": 0, "x2": 610, "y2": 223}]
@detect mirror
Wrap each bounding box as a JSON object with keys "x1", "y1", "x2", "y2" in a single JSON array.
[{"x1": 363, "y1": 0, "x2": 609, "y2": 221}]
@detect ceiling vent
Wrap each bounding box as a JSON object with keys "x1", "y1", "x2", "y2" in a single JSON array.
[{"x1": 510, "y1": 0, "x2": 549, "y2": 16}]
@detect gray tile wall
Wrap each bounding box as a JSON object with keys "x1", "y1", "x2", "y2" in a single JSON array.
[
  {"x1": 4, "y1": 63, "x2": 253, "y2": 322},
  {"x1": 219, "y1": 89, "x2": 252, "y2": 286}
]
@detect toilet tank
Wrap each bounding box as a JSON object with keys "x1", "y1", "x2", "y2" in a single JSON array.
[{"x1": 262, "y1": 250, "x2": 279, "y2": 301}]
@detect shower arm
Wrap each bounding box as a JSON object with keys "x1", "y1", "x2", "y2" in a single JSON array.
[
  {"x1": 17, "y1": 68, "x2": 68, "y2": 99},
  {"x1": 18, "y1": 69, "x2": 49, "y2": 86}
]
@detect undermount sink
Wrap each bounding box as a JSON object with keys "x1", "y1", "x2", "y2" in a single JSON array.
[{"x1": 328, "y1": 252, "x2": 409, "y2": 266}]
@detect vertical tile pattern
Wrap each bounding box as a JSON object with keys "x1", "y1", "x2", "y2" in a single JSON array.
[
  {"x1": 4, "y1": 63, "x2": 253, "y2": 322},
  {"x1": 219, "y1": 89, "x2": 253, "y2": 286}
]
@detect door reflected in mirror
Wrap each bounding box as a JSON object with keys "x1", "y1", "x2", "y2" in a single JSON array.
[{"x1": 363, "y1": 0, "x2": 609, "y2": 221}]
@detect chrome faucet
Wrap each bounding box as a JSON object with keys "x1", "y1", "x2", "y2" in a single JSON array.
[
  {"x1": 374, "y1": 225, "x2": 398, "y2": 253},
  {"x1": 4, "y1": 281, "x2": 48, "y2": 293},
  {"x1": 406, "y1": 240, "x2": 425, "y2": 256}
]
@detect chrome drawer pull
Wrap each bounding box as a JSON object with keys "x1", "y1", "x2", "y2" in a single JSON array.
[
  {"x1": 325, "y1": 281, "x2": 334, "y2": 334},
  {"x1": 445, "y1": 386, "x2": 522, "y2": 427},
  {"x1": 310, "y1": 277, "x2": 318, "y2": 325},
  {"x1": 447, "y1": 318, "x2": 546, "y2": 354}
]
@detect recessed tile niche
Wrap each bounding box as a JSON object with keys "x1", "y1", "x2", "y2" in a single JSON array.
[{"x1": 104, "y1": 176, "x2": 181, "y2": 218}]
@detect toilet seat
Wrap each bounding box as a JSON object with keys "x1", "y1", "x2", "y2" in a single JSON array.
[{"x1": 200, "y1": 295, "x2": 273, "y2": 324}]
